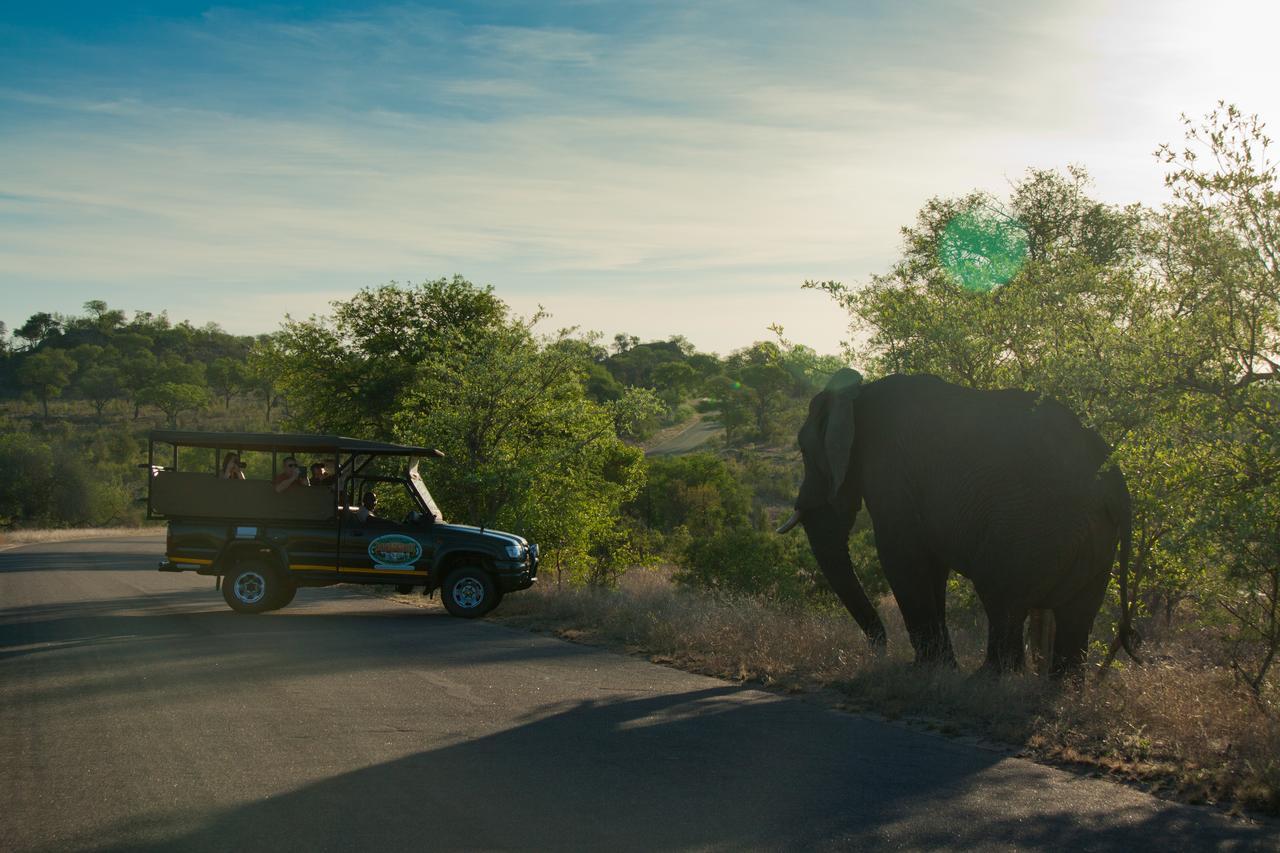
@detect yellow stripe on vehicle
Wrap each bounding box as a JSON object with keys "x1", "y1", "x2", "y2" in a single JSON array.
[
  {"x1": 337, "y1": 567, "x2": 424, "y2": 575},
  {"x1": 290, "y1": 564, "x2": 337, "y2": 571},
  {"x1": 167, "y1": 556, "x2": 213, "y2": 565}
]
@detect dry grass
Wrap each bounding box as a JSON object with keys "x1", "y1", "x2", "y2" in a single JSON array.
[
  {"x1": 0, "y1": 526, "x2": 161, "y2": 546},
  {"x1": 492, "y1": 567, "x2": 1280, "y2": 817}
]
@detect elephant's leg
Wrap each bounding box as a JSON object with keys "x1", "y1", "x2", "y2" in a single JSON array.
[
  {"x1": 1051, "y1": 572, "x2": 1110, "y2": 675},
  {"x1": 976, "y1": 590, "x2": 1028, "y2": 673},
  {"x1": 875, "y1": 527, "x2": 954, "y2": 666}
]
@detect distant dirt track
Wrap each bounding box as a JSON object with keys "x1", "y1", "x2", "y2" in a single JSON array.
[
  {"x1": 645, "y1": 414, "x2": 723, "y2": 456},
  {"x1": 2, "y1": 535, "x2": 1276, "y2": 851}
]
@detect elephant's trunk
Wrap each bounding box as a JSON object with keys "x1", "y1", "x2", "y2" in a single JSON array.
[{"x1": 793, "y1": 505, "x2": 887, "y2": 649}]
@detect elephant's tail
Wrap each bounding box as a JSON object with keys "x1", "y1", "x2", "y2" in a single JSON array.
[{"x1": 1106, "y1": 466, "x2": 1143, "y2": 666}]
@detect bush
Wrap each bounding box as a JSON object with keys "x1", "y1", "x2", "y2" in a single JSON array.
[
  {"x1": 677, "y1": 526, "x2": 825, "y2": 603},
  {"x1": 0, "y1": 428, "x2": 147, "y2": 529},
  {"x1": 632, "y1": 453, "x2": 751, "y2": 536}
]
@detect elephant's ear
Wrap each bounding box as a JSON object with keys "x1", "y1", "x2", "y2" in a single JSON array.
[{"x1": 823, "y1": 369, "x2": 862, "y2": 501}]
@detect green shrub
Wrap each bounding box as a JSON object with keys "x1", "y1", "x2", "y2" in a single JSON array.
[{"x1": 677, "y1": 526, "x2": 824, "y2": 603}]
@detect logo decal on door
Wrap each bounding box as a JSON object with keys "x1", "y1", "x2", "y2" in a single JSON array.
[{"x1": 368, "y1": 534, "x2": 423, "y2": 570}]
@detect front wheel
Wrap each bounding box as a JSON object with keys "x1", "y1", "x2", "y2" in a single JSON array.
[
  {"x1": 441, "y1": 566, "x2": 496, "y2": 618},
  {"x1": 223, "y1": 560, "x2": 286, "y2": 614}
]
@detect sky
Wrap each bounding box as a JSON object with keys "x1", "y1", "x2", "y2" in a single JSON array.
[{"x1": 2, "y1": 1, "x2": 1277, "y2": 356}]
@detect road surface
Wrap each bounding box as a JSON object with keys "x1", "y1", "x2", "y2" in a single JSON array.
[
  {"x1": 645, "y1": 414, "x2": 723, "y2": 456},
  {"x1": 2, "y1": 535, "x2": 1275, "y2": 851}
]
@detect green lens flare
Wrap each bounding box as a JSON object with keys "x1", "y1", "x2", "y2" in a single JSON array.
[{"x1": 938, "y1": 210, "x2": 1028, "y2": 292}]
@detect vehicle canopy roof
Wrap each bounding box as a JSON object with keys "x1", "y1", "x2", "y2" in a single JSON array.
[{"x1": 148, "y1": 429, "x2": 444, "y2": 458}]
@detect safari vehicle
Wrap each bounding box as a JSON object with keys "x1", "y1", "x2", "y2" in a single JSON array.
[{"x1": 147, "y1": 430, "x2": 538, "y2": 617}]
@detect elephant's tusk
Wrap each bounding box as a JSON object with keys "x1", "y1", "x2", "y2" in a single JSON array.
[{"x1": 776, "y1": 510, "x2": 802, "y2": 535}]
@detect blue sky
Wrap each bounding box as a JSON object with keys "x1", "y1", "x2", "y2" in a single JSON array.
[{"x1": 2, "y1": 1, "x2": 1277, "y2": 354}]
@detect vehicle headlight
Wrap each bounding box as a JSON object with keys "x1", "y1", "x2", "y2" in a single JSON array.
[{"x1": 505, "y1": 544, "x2": 525, "y2": 559}]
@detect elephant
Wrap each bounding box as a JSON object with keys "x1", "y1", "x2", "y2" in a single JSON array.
[{"x1": 777, "y1": 369, "x2": 1132, "y2": 675}]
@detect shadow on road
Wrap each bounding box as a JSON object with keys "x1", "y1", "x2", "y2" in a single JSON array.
[
  {"x1": 60, "y1": 686, "x2": 1273, "y2": 853},
  {"x1": 0, "y1": 588, "x2": 603, "y2": 706}
]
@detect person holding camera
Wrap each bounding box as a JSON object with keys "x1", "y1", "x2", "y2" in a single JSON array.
[
  {"x1": 273, "y1": 456, "x2": 307, "y2": 492},
  {"x1": 221, "y1": 452, "x2": 246, "y2": 480}
]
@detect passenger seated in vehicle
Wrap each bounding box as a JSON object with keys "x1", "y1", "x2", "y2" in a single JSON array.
[
  {"x1": 220, "y1": 452, "x2": 246, "y2": 480},
  {"x1": 309, "y1": 461, "x2": 336, "y2": 486},
  {"x1": 357, "y1": 490, "x2": 377, "y2": 523},
  {"x1": 273, "y1": 456, "x2": 307, "y2": 492}
]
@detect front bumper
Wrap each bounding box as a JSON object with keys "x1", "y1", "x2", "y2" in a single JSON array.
[{"x1": 493, "y1": 549, "x2": 538, "y2": 592}]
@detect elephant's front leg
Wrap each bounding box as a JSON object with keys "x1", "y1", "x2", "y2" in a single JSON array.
[{"x1": 875, "y1": 526, "x2": 956, "y2": 666}]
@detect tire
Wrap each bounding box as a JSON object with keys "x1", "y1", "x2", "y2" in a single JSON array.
[
  {"x1": 441, "y1": 566, "x2": 496, "y2": 618},
  {"x1": 222, "y1": 560, "x2": 286, "y2": 614},
  {"x1": 266, "y1": 582, "x2": 298, "y2": 611}
]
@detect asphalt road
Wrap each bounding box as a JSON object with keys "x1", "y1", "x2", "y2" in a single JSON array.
[{"x1": 2, "y1": 536, "x2": 1276, "y2": 852}]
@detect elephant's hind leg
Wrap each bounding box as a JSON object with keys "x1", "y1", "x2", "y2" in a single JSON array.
[
  {"x1": 1051, "y1": 572, "x2": 1110, "y2": 675},
  {"x1": 977, "y1": 591, "x2": 1028, "y2": 673}
]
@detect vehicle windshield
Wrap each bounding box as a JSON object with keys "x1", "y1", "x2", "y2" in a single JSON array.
[{"x1": 408, "y1": 463, "x2": 443, "y2": 522}]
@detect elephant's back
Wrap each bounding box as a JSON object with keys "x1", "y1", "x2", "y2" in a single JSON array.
[
  {"x1": 859, "y1": 374, "x2": 1109, "y2": 474},
  {"x1": 854, "y1": 374, "x2": 1116, "y2": 580}
]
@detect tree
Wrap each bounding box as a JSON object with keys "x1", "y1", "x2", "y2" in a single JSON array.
[
  {"x1": 612, "y1": 333, "x2": 639, "y2": 354},
  {"x1": 271, "y1": 276, "x2": 507, "y2": 438},
  {"x1": 1154, "y1": 103, "x2": 1280, "y2": 694},
  {"x1": 17, "y1": 349, "x2": 75, "y2": 417},
  {"x1": 704, "y1": 341, "x2": 813, "y2": 445},
  {"x1": 807, "y1": 112, "x2": 1280, "y2": 687},
  {"x1": 207, "y1": 357, "x2": 246, "y2": 409},
  {"x1": 396, "y1": 317, "x2": 659, "y2": 580},
  {"x1": 83, "y1": 299, "x2": 126, "y2": 333},
  {"x1": 15, "y1": 312, "x2": 62, "y2": 349},
  {"x1": 246, "y1": 336, "x2": 285, "y2": 422},
  {"x1": 118, "y1": 351, "x2": 158, "y2": 420},
  {"x1": 651, "y1": 361, "x2": 696, "y2": 407},
  {"x1": 271, "y1": 278, "x2": 658, "y2": 581},
  {"x1": 139, "y1": 382, "x2": 209, "y2": 428},
  {"x1": 633, "y1": 453, "x2": 751, "y2": 536},
  {"x1": 0, "y1": 433, "x2": 55, "y2": 524},
  {"x1": 77, "y1": 366, "x2": 123, "y2": 418}
]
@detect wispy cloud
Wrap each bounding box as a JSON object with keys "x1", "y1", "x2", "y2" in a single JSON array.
[{"x1": 1, "y1": 1, "x2": 1277, "y2": 352}]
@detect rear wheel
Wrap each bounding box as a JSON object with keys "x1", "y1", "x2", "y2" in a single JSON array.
[
  {"x1": 222, "y1": 560, "x2": 286, "y2": 614},
  {"x1": 441, "y1": 566, "x2": 496, "y2": 618}
]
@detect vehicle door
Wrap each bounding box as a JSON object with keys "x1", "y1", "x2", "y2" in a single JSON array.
[{"x1": 337, "y1": 483, "x2": 436, "y2": 582}]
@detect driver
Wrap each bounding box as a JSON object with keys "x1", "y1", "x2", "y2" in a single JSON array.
[{"x1": 357, "y1": 491, "x2": 377, "y2": 524}]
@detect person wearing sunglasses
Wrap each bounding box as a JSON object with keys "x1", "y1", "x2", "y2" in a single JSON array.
[{"x1": 273, "y1": 456, "x2": 307, "y2": 492}]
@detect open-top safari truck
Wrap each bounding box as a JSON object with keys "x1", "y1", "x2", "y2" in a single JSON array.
[{"x1": 147, "y1": 430, "x2": 538, "y2": 617}]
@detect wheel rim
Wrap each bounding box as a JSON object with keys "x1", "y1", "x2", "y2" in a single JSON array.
[
  {"x1": 233, "y1": 571, "x2": 267, "y2": 605},
  {"x1": 451, "y1": 577, "x2": 485, "y2": 610}
]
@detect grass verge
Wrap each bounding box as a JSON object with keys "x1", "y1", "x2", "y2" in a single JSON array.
[
  {"x1": 490, "y1": 568, "x2": 1280, "y2": 818},
  {"x1": 0, "y1": 526, "x2": 162, "y2": 546}
]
